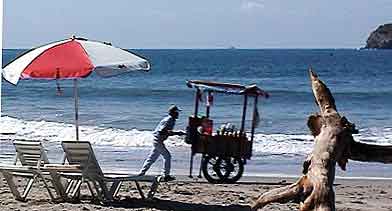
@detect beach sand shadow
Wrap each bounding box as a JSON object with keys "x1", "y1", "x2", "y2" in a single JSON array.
[{"x1": 108, "y1": 197, "x2": 251, "y2": 211}]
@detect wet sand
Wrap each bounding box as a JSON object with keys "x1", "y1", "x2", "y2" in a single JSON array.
[{"x1": 1, "y1": 175, "x2": 392, "y2": 211}]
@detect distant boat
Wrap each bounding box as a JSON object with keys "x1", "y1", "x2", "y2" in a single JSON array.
[{"x1": 228, "y1": 46, "x2": 237, "y2": 50}]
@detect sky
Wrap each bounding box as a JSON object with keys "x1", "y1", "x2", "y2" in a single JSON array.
[{"x1": 3, "y1": 0, "x2": 392, "y2": 49}]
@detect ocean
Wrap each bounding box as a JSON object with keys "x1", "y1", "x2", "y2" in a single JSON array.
[{"x1": 1, "y1": 49, "x2": 392, "y2": 178}]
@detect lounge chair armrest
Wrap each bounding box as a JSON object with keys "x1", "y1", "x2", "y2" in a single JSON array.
[
  {"x1": 0, "y1": 164, "x2": 35, "y2": 171},
  {"x1": 43, "y1": 164, "x2": 81, "y2": 171}
]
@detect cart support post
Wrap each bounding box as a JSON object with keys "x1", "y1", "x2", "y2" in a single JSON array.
[
  {"x1": 194, "y1": 89, "x2": 200, "y2": 117},
  {"x1": 250, "y1": 96, "x2": 258, "y2": 143},
  {"x1": 240, "y1": 95, "x2": 248, "y2": 133},
  {"x1": 206, "y1": 91, "x2": 211, "y2": 118},
  {"x1": 189, "y1": 88, "x2": 201, "y2": 178},
  {"x1": 201, "y1": 91, "x2": 211, "y2": 179},
  {"x1": 198, "y1": 155, "x2": 203, "y2": 178}
]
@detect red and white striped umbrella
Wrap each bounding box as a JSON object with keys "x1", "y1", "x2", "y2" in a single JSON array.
[
  {"x1": 2, "y1": 36, "x2": 151, "y2": 140},
  {"x1": 3, "y1": 36, "x2": 150, "y2": 85}
]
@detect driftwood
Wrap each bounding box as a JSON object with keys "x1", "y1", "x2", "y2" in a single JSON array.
[{"x1": 251, "y1": 69, "x2": 392, "y2": 211}]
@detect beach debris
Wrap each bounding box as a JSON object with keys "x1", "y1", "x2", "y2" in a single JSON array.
[{"x1": 251, "y1": 68, "x2": 392, "y2": 211}]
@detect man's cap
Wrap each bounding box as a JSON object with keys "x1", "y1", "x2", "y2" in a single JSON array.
[{"x1": 168, "y1": 105, "x2": 181, "y2": 113}]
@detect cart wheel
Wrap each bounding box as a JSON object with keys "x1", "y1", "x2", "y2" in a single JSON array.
[
  {"x1": 201, "y1": 156, "x2": 224, "y2": 184},
  {"x1": 216, "y1": 157, "x2": 244, "y2": 183}
]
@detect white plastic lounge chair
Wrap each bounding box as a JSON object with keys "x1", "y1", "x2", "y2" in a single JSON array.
[
  {"x1": 42, "y1": 163, "x2": 89, "y2": 200},
  {"x1": 61, "y1": 141, "x2": 162, "y2": 201},
  {"x1": 0, "y1": 140, "x2": 63, "y2": 201}
]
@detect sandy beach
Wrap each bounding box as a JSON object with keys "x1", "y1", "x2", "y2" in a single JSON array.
[{"x1": 1, "y1": 175, "x2": 392, "y2": 211}]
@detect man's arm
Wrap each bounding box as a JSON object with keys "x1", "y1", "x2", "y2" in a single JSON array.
[{"x1": 167, "y1": 130, "x2": 186, "y2": 136}]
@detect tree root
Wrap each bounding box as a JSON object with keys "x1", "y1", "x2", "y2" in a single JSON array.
[{"x1": 251, "y1": 176, "x2": 313, "y2": 210}]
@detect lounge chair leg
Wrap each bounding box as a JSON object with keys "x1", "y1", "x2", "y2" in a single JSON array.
[
  {"x1": 113, "y1": 181, "x2": 122, "y2": 198},
  {"x1": 109, "y1": 181, "x2": 122, "y2": 199},
  {"x1": 147, "y1": 176, "x2": 161, "y2": 199},
  {"x1": 92, "y1": 180, "x2": 104, "y2": 201},
  {"x1": 87, "y1": 181, "x2": 96, "y2": 198},
  {"x1": 38, "y1": 174, "x2": 56, "y2": 200},
  {"x1": 103, "y1": 182, "x2": 113, "y2": 201},
  {"x1": 65, "y1": 179, "x2": 74, "y2": 195},
  {"x1": 71, "y1": 180, "x2": 82, "y2": 199},
  {"x1": 91, "y1": 180, "x2": 109, "y2": 202},
  {"x1": 21, "y1": 177, "x2": 36, "y2": 200},
  {"x1": 98, "y1": 180, "x2": 113, "y2": 201},
  {"x1": 66, "y1": 179, "x2": 81, "y2": 196},
  {"x1": 135, "y1": 181, "x2": 145, "y2": 199},
  {"x1": 2, "y1": 171, "x2": 23, "y2": 201},
  {"x1": 48, "y1": 170, "x2": 66, "y2": 200}
]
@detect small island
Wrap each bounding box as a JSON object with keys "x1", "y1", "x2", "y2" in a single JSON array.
[{"x1": 365, "y1": 23, "x2": 392, "y2": 49}]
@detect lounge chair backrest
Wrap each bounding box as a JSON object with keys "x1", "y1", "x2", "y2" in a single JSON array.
[
  {"x1": 13, "y1": 140, "x2": 49, "y2": 168},
  {"x1": 61, "y1": 141, "x2": 104, "y2": 178}
]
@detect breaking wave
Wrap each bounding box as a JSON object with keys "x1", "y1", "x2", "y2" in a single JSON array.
[{"x1": 1, "y1": 116, "x2": 392, "y2": 156}]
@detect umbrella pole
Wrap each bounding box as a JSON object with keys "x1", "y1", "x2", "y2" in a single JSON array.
[
  {"x1": 0, "y1": 0, "x2": 2, "y2": 130},
  {"x1": 73, "y1": 79, "x2": 79, "y2": 141}
]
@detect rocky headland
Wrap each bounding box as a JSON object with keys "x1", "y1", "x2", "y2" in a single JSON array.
[{"x1": 365, "y1": 24, "x2": 392, "y2": 49}]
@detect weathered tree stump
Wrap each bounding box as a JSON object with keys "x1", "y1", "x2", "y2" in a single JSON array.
[{"x1": 251, "y1": 68, "x2": 392, "y2": 211}]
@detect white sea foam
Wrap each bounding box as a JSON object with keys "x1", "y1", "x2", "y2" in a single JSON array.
[
  {"x1": 0, "y1": 116, "x2": 185, "y2": 147},
  {"x1": 1, "y1": 116, "x2": 392, "y2": 156},
  {"x1": 252, "y1": 134, "x2": 314, "y2": 155}
]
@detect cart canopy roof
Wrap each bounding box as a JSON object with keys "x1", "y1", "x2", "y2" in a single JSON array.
[{"x1": 186, "y1": 80, "x2": 269, "y2": 98}]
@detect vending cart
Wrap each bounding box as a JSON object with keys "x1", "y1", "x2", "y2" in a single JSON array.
[{"x1": 185, "y1": 80, "x2": 269, "y2": 183}]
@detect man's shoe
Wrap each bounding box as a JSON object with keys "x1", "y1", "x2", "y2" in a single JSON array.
[{"x1": 163, "y1": 175, "x2": 176, "y2": 182}]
